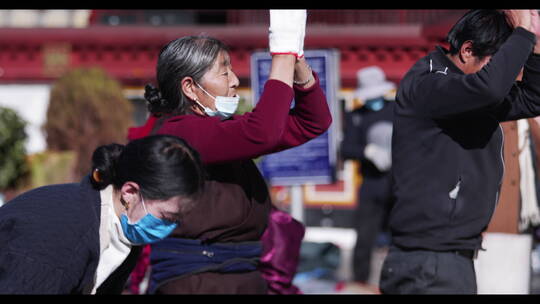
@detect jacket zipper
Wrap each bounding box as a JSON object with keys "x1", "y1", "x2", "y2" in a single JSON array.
[
  {"x1": 488, "y1": 124, "x2": 505, "y2": 221},
  {"x1": 449, "y1": 177, "x2": 461, "y2": 221}
]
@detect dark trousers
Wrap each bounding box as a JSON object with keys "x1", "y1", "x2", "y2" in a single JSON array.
[
  {"x1": 353, "y1": 178, "x2": 391, "y2": 282},
  {"x1": 379, "y1": 246, "x2": 477, "y2": 294}
]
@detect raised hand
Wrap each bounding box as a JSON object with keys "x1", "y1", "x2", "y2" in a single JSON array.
[
  {"x1": 505, "y1": 9, "x2": 532, "y2": 32},
  {"x1": 268, "y1": 10, "x2": 307, "y2": 59},
  {"x1": 530, "y1": 10, "x2": 540, "y2": 54}
]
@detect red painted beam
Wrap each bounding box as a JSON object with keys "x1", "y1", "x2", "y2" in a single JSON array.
[{"x1": 0, "y1": 25, "x2": 442, "y2": 87}]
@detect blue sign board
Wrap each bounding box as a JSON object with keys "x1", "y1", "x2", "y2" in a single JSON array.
[{"x1": 250, "y1": 50, "x2": 339, "y2": 186}]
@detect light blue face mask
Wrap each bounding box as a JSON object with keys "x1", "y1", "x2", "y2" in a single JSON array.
[
  {"x1": 195, "y1": 82, "x2": 239, "y2": 120},
  {"x1": 120, "y1": 196, "x2": 178, "y2": 245},
  {"x1": 364, "y1": 97, "x2": 385, "y2": 112}
]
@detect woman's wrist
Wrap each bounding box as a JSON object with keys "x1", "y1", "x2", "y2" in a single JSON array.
[
  {"x1": 293, "y1": 66, "x2": 312, "y2": 86},
  {"x1": 294, "y1": 58, "x2": 315, "y2": 88},
  {"x1": 269, "y1": 54, "x2": 296, "y2": 87}
]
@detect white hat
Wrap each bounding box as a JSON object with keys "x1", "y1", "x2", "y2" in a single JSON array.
[{"x1": 354, "y1": 66, "x2": 395, "y2": 101}]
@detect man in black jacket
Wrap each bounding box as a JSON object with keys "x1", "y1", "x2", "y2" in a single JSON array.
[{"x1": 380, "y1": 10, "x2": 540, "y2": 294}]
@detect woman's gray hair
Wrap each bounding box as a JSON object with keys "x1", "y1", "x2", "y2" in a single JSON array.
[{"x1": 145, "y1": 35, "x2": 229, "y2": 116}]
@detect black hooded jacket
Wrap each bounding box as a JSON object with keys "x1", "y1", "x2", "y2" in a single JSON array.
[{"x1": 390, "y1": 27, "x2": 540, "y2": 252}]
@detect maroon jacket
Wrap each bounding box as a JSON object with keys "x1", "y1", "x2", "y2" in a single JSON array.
[
  {"x1": 127, "y1": 72, "x2": 331, "y2": 294},
  {"x1": 153, "y1": 73, "x2": 332, "y2": 164}
]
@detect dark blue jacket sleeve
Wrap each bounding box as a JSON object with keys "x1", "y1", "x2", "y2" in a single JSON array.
[
  {"x1": 0, "y1": 249, "x2": 67, "y2": 294},
  {"x1": 494, "y1": 54, "x2": 540, "y2": 121},
  {"x1": 0, "y1": 178, "x2": 101, "y2": 294}
]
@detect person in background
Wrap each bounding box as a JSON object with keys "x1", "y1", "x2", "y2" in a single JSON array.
[
  {"x1": 0, "y1": 134, "x2": 204, "y2": 294},
  {"x1": 380, "y1": 9, "x2": 540, "y2": 294},
  {"x1": 127, "y1": 9, "x2": 332, "y2": 294},
  {"x1": 340, "y1": 66, "x2": 395, "y2": 291}
]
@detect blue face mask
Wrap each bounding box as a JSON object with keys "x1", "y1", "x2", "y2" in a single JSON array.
[
  {"x1": 120, "y1": 196, "x2": 178, "y2": 245},
  {"x1": 364, "y1": 97, "x2": 385, "y2": 112},
  {"x1": 194, "y1": 82, "x2": 239, "y2": 120}
]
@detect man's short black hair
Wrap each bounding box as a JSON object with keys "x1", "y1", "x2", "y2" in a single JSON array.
[{"x1": 447, "y1": 10, "x2": 513, "y2": 59}]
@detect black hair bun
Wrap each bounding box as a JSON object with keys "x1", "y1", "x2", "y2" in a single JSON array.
[
  {"x1": 144, "y1": 84, "x2": 170, "y2": 116},
  {"x1": 90, "y1": 143, "x2": 125, "y2": 189}
]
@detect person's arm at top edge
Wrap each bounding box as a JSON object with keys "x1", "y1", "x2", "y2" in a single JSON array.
[
  {"x1": 494, "y1": 10, "x2": 540, "y2": 121},
  {"x1": 158, "y1": 11, "x2": 305, "y2": 164},
  {"x1": 409, "y1": 10, "x2": 536, "y2": 119},
  {"x1": 270, "y1": 57, "x2": 332, "y2": 152}
]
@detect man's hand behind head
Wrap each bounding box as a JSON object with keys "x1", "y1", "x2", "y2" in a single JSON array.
[{"x1": 504, "y1": 9, "x2": 532, "y2": 32}]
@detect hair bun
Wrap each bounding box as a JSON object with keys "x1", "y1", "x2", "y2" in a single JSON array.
[
  {"x1": 144, "y1": 84, "x2": 170, "y2": 116},
  {"x1": 144, "y1": 84, "x2": 161, "y2": 103},
  {"x1": 90, "y1": 143, "x2": 125, "y2": 189}
]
